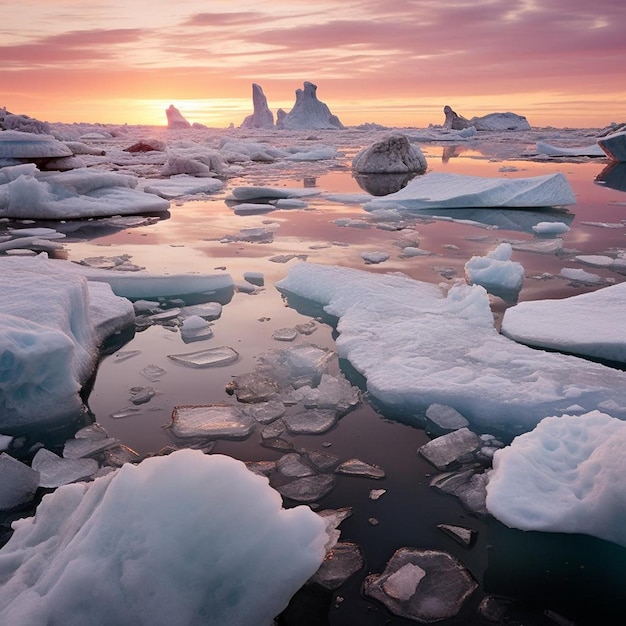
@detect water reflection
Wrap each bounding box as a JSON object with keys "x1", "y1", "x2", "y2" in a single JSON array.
[
  {"x1": 595, "y1": 162, "x2": 626, "y2": 192},
  {"x1": 352, "y1": 171, "x2": 419, "y2": 196}
]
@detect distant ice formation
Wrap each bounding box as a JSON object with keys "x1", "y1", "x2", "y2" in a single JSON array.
[
  {"x1": 0, "y1": 450, "x2": 328, "y2": 624},
  {"x1": 279, "y1": 82, "x2": 344, "y2": 130},
  {"x1": 0, "y1": 108, "x2": 51, "y2": 134},
  {"x1": 165, "y1": 104, "x2": 191, "y2": 129},
  {"x1": 470, "y1": 112, "x2": 531, "y2": 131},
  {"x1": 240, "y1": 83, "x2": 274, "y2": 129},
  {"x1": 486, "y1": 411, "x2": 626, "y2": 547},
  {"x1": 352, "y1": 135, "x2": 427, "y2": 174},
  {"x1": 443, "y1": 105, "x2": 471, "y2": 130}
]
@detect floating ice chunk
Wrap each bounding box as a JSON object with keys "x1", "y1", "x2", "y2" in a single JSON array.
[
  {"x1": 370, "y1": 488, "x2": 386, "y2": 500},
  {"x1": 363, "y1": 548, "x2": 478, "y2": 622},
  {"x1": 168, "y1": 346, "x2": 239, "y2": 368},
  {"x1": 273, "y1": 198, "x2": 308, "y2": 209},
  {"x1": 227, "y1": 372, "x2": 279, "y2": 403},
  {"x1": 232, "y1": 202, "x2": 276, "y2": 215},
  {"x1": 597, "y1": 129, "x2": 626, "y2": 161},
  {"x1": 140, "y1": 364, "x2": 167, "y2": 381},
  {"x1": 0, "y1": 435, "x2": 13, "y2": 452},
  {"x1": 170, "y1": 405, "x2": 254, "y2": 439},
  {"x1": 560, "y1": 267, "x2": 613, "y2": 285},
  {"x1": 335, "y1": 459, "x2": 385, "y2": 479},
  {"x1": 180, "y1": 316, "x2": 213, "y2": 343},
  {"x1": 258, "y1": 344, "x2": 335, "y2": 389},
  {"x1": 510, "y1": 237, "x2": 563, "y2": 254},
  {"x1": 103, "y1": 444, "x2": 142, "y2": 468},
  {"x1": 362, "y1": 251, "x2": 389, "y2": 264},
  {"x1": 437, "y1": 524, "x2": 476, "y2": 547},
  {"x1": 129, "y1": 386, "x2": 156, "y2": 405},
  {"x1": 486, "y1": 411, "x2": 626, "y2": 546},
  {"x1": 243, "y1": 271, "x2": 264, "y2": 286},
  {"x1": 575, "y1": 254, "x2": 617, "y2": 267},
  {"x1": 31, "y1": 448, "x2": 98, "y2": 488},
  {"x1": 0, "y1": 130, "x2": 72, "y2": 159},
  {"x1": 464, "y1": 242, "x2": 524, "y2": 297},
  {"x1": 63, "y1": 436, "x2": 120, "y2": 459},
  {"x1": 297, "y1": 373, "x2": 360, "y2": 414},
  {"x1": 419, "y1": 428, "x2": 482, "y2": 470},
  {"x1": 536, "y1": 142, "x2": 605, "y2": 157},
  {"x1": 364, "y1": 172, "x2": 575, "y2": 211},
  {"x1": 142, "y1": 175, "x2": 223, "y2": 199},
  {"x1": 74, "y1": 423, "x2": 109, "y2": 440},
  {"x1": 0, "y1": 453, "x2": 39, "y2": 510},
  {"x1": 425, "y1": 404, "x2": 469, "y2": 431},
  {"x1": 179, "y1": 302, "x2": 222, "y2": 320},
  {"x1": 501, "y1": 281, "x2": 626, "y2": 362},
  {"x1": 277, "y1": 453, "x2": 315, "y2": 478},
  {"x1": 245, "y1": 400, "x2": 286, "y2": 424},
  {"x1": 284, "y1": 146, "x2": 339, "y2": 161},
  {"x1": 311, "y1": 542, "x2": 364, "y2": 590},
  {"x1": 273, "y1": 328, "x2": 298, "y2": 342},
  {"x1": 0, "y1": 450, "x2": 328, "y2": 625},
  {"x1": 532, "y1": 221, "x2": 571, "y2": 234},
  {"x1": 278, "y1": 263, "x2": 626, "y2": 434},
  {"x1": 401, "y1": 246, "x2": 433, "y2": 257},
  {"x1": 110, "y1": 407, "x2": 141, "y2": 419},
  {"x1": 275, "y1": 474, "x2": 336, "y2": 502},
  {"x1": 283, "y1": 409, "x2": 338, "y2": 434},
  {"x1": 470, "y1": 112, "x2": 530, "y2": 131}
]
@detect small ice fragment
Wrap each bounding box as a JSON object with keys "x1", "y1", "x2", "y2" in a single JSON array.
[
  {"x1": 273, "y1": 328, "x2": 298, "y2": 342},
  {"x1": 511, "y1": 238, "x2": 563, "y2": 254},
  {"x1": 275, "y1": 475, "x2": 336, "y2": 502},
  {"x1": 419, "y1": 428, "x2": 482, "y2": 470},
  {"x1": 532, "y1": 221, "x2": 570, "y2": 234},
  {"x1": 129, "y1": 386, "x2": 156, "y2": 405},
  {"x1": 277, "y1": 453, "x2": 316, "y2": 478},
  {"x1": 243, "y1": 271, "x2": 264, "y2": 286},
  {"x1": 245, "y1": 400, "x2": 286, "y2": 424},
  {"x1": 180, "y1": 316, "x2": 214, "y2": 343},
  {"x1": 63, "y1": 437, "x2": 119, "y2": 459},
  {"x1": 110, "y1": 407, "x2": 142, "y2": 419},
  {"x1": 74, "y1": 423, "x2": 109, "y2": 440},
  {"x1": 283, "y1": 409, "x2": 338, "y2": 434},
  {"x1": 311, "y1": 542, "x2": 364, "y2": 590},
  {"x1": 140, "y1": 364, "x2": 167, "y2": 381},
  {"x1": 425, "y1": 404, "x2": 469, "y2": 431},
  {"x1": 362, "y1": 251, "x2": 389, "y2": 264},
  {"x1": 170, "y1": 405, "x2": 254, "y2": 439},
  {"x1": 382, "y1": 563, "x2": 426, "y2": 601},
  {"x1": 168, "y1": 346, "x2": 239, "y2": 368},
  {"x1": 261, "y1": 421, "x2": 286, "y2": 440},
  {"x1": 179, "y1": 302, "x2": 222, "y2": 320},
  {"x1": 336, "y1": 459, "x2": 385, "y2": 479},
  {"x1": 369, "y1": 489, "x2": 387, "y2": 500},
  {"x1": 103, "y1": 445, "x2": 142, "y2": 468},
  {"x1": 112, "y1": 350, "x2": 141, "y2": 363},
  {"x1": 0, "y1": 453, "x2": 39, "y2": 510},
  {"x1": 295, "y1": 321, "x2": 317, "y2": 335},
  {"x1": 32, "y1": 448, "x2": 98, "y2": 488},
  {"x1": 227, "y1": 373, "x2": 279, "y2": 403},
  {"x1": 437, "y1": 524, "x2": 476, "y2": 547},
  {"x1": 301, "y1": 449, "x2": 341, "y2": 472}
]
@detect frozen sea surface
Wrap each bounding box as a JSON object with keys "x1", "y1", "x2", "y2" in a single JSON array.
[{"x1": 2, "y1": 122, "x2": 626, "y2": 625}]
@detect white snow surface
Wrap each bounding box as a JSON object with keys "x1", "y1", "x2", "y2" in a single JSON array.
[
  {"x1": 0, "y1": 131, "x2": 72, "y2": 159},
  {"x1": 486, "y1": 411, "x2": 626, "y2": 547},
  {"x1": 501, "y1": 281, "x2": 626, "y2": 363},
  {"x1": 464, "y1": 243, "x2": 525, "y2": 293},
  {"x1": 0, "y1": 450, "x2": 328, "y2": 626},
  {"x1": 535, "y1": 141, "x2": 605, "y2": 157},
  {"x1": 277, "y1": 263, "x2": 626, "y2": 434},
  {"x1": 0, "y1": 164, "x2": 169, "y2": 219},
  {"x1": 363, "y1": 172, "x2": 575, "y2": 211}
]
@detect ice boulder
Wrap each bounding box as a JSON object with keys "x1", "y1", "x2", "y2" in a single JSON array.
[
  {"x1": 280, "y1": 82, "x2": 344, "y2": 130},
  {"x1": 486, "y1": 411, "x2": 626, "y2": 547},
  {"x1": 277, "y1": 263, "x2": 626, "y2": 435},
  {"x1": 0, "y1": 262, "x2": 134, "y2": 430},
  {"x1": 464, "y1": 242, "x2": 524, "y2": 301},
  {"x1": 240, "y1": 83, "x2": 274, "y2": 129},
  {"x1": 0, "y1": 164, "x2": 169, "y2": 219},
  {"x1": 597, "y1": 129, "x2": 626, "y2": 162},
  {"x1": 469, "y1": 112, "x2": 531, "y2": 131},
  {"x1": 0, "y1": 450, "x2": 328, "y2": 625},
  {"x1": 363, "y1": 172, "x2": 576, "y2": 211},
  {"x1": 165, "y1": 104, "x2": 191, "y2": 129},
  {"x1": 352, "y1": 135, "x2": 427, "y2": 174},
  {"x1": 501, "y1": 281, "x2": 626, "y2": 363}
]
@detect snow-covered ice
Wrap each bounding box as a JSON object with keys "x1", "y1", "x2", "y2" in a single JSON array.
[
  {"x1": 486, "y1": 411, "x2": 626, "y2": 547},
  {"x1": 0, "y1": 450, "x2": 328, "y2": 625},
  {"x1": 364, "y1": 172, "x2": 575, "y2": 211},
  {"x1": 597, "y1": 129, "x2": 626, "y2": 161},
  {"x1": 536, "y1": 141, "x2": 605, "y2": 157},
  {"x1": 277, "y1": 263, "x2": 626, "y2": 434},
  {"x1": 501, "y1": 281, "x2": 626, "y2": 362},
  {"x1": 464, "y1": 242, "x2": 525, "y2": 299}
]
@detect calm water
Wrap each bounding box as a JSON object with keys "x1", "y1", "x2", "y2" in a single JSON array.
[{"x1": 8, "y1": 131, "x2": 626, "y2": 624}]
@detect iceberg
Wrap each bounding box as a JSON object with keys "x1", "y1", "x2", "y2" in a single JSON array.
[
  {"x1": 597, "y1": 129, "x2": 626, "y2": 162},
  {"x1": 469, "y1": 112, "x2": 531, "y2": 131},
  {"x1": 486, "y1": 411, "x2": 626, "y2": 547},
  {"x1": 165, "y1": 104, "x2": 191, "y2": 129},
  {"x1": 277, "y1": 263, "x2": 626, "y2": 435},
  {"x1": 501, "y1": 281, "x2": 626, "y2": 363},
  {"x1": 352, "y1": 135, "x2": 427, "y2": 174},
  {"x1": 363, "y1": 172, "x2": 575, "y2": 211},
  {"x1": 279, "y1": 82, "x2": 344, "y2": 130},
  {"x1": 240, "y1": 83, "x2": 274, "y2": 129},
  {"x1": 0, "y1": 450, "x2": 328, "y2": 625}
]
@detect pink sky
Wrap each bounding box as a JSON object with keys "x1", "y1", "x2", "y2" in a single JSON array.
[{"x1": 2, "y1": 0, "x2": 625, "y2": 128}]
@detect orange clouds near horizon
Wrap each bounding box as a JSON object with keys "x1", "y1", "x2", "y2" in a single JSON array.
[{"x1": 2, "y1": 0, "x2": 625, "y2": 129}]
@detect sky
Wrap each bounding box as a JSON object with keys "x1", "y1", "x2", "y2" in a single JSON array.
[{"x1": 1, "y1": 0, "x2": 625, "y2": 129}]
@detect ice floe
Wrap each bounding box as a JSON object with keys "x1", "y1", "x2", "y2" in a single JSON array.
[
  {"x1": 277, "y1": 263, "x2": 626, "y2": 435},
  {"x1": 486, "y1": 411, "x2": 626, "y2": 547},
  {"x1": 0, "y1": 450, "x2": 328, "y2": 625},
  {"x1": 536, "y1": 141, "x2": 605, "y2": 157},
  {"x1": 597, "y1": 129, "x2": 626, "y2": 161}
]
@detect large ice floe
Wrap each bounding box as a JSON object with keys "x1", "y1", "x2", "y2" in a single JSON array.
[
  {"x1": 277, "y1": 263, "x2": 626, "y2": 435},
  {"x1": 486, "y1": 411, "x2": 626, "y2": 547},
  {"x1": 0, "y1": 449, "x2": 328, "y2": 625},
  {"x1": 0, "y1": 163, "x2": 169, "y2": 219},
  {"x1": 501, "y1": 281, "x2": 626, "y2": 363},
  {"x1": 0, "y1": 254, "x2": 233, "y2": 429},
  {"x1": 363, "y1": 171, "x2": 575, "y2": 211}
]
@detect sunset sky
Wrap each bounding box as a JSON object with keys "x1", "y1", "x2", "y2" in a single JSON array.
[{"x1": 2, "y1": 0, "x2": 625, "y2": 129}]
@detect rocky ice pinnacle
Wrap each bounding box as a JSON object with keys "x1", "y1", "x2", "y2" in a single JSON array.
[
  {"x1": 443, "y1": 105, "x2": 471, "y2": 130},
  {"x1": 240, "y1": 83, "x2": 274, "y2": 129},
  {"x1": 280, "y1": 82, "x2": 344, "y2": 130},
  {"x1": 165, "y1": 104, "x2": 191, "y2": 129}
]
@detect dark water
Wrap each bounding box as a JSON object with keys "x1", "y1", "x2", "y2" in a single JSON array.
[{"x1": 6, "y1": 135, "x2": 626, "y2": 624}]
